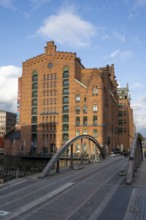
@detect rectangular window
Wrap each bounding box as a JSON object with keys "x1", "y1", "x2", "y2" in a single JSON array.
[
  {"x1": 76, "y1": 117, "x2": 80, "y2": 125},
  {"x1": 93, "y1": 116, "x2": 97, "y2": 124},
  {"x1": 118, "y1": 119, "x2": 123, "y2": 125},
  {"x1": 76, "y1": 106, "x2": 80, "y2": 114},
  {"x1": 83, "y1": 130, "x2": 87, "y2": 135},
  {"x1": 63, "y1": 96, "x2": 69, "y2": 104},
  {"x1": 63, "y1": 124, "x2": 69, "y2": 131},
  {"x1": 75, "y1": 130, "x2": 80, "y2": 136},
  {"x1": 83, "y1": 116, "x2": 87, "y2": 125},
  {"x1": 118, "y1": 111, "x2": 123, "y2": 117},
  {"x1": 63, "y1": 79, "x2": 69, "y2": 87},
  {"x1": 32, "y1": 83, "x2": 38, "y2": 90},
  {"x1": 93, "y1": 104, "x2": 98, "y2": 112},
  {"x1": 93, "y1": 129, "x2": 97, "y2": 138},
  {"x1": 63, "y1": 106, "x2": 69, "y2": 113},
  {"x1": 83, "y1": 105, "x2": 87, "y2": 113},
  {"x1": 63, "y1": 115, "x2": 69, "y2": 122},
  {"x1": 118, "y1": 128, "x2": 123, "y2": 133},
  {"x1": 92, "y1": 86, "x2": 98, "y2": 96},
  {"x1": 63, "y1": 88, "x2": 69, "y2": 95},
  {"x1": 76, "y1": 94, "x2": 80, "y2": 102},
  {"x1": 62, "y1": 133, "x2": 69, "y2": 141}
]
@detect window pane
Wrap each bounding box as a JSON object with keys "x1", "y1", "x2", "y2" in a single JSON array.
[
  {"x1": 83, "y1": 116, "x2": 87, "y2": 125},
  {"x1": 63, "y1": 124, "x2": 69, "y2": 131},
  {"x1": 63, "y1": 96, "x2": 69, "y2": 104},
  {"x1": 76, "y1": 130, "x2": 80, "y2": 136},
  {"x1": 32, "y1": 125, "x2": 37, "y2": 132},
  {"x1": 83, "y1": 105, "x2": 87, "y2": 113},
  {"x1": 76, "y1": 106, "x2": 80, "y2": 114},
  {"x1": 63, "y1": 71, "x2": 69, "y2": 78},
  {"x1": 93, "y1": 116, "x2": 97, "y2": 124},
  {"x1": 83, "y1": 130, "x2": 87, "y2": 135},
  {"x1": 63, "y1": 105, "x2": 69, "y2": 113},
  {"x1": 32, "y1": 99, "x2": 37, "y2": 106},
  {"x1": 62, "y1": 133, "x2": 69, "y2": 141},
  {"x1": 32, "y1": 107, "x2": 37, "y2": 115},
  {"x1": 76, "y1": 117, "x2": 80, "y2": 125},
  {"x1": 93, "y1": 104, "x2": 98, "y2": 112},
  {"x1": 32, "y1": 91, "x2": 37, "y2": 97},
  {"x1": 92, "y1": 86, "x2": 98, "y2": 95},
  {"x1": 63, "y1": 115, "x2": 69, "y2": 122},
  {"x1": 63, "y1": 88, "x2": 69, "y2": 95},
  {"x1": 63, "y1": 80, "x2": 69, "y2": 86},
  {"x1": 76, "y1": 95, "x2": 80, "y2": 102},
  {"x1": 93, "y1": 129, "x2": 97, "y2": 137},
  {"x1": 32, "y1": 74, "x2": 38, "y2": 82},
  {"x1": 32, "y1": 116, "x2": 37, "y2": 123},
  {"x1": 32, "y1": 83, "x2": 38, "y2": 90}
]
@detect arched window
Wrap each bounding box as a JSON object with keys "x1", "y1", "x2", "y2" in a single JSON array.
[{"x1": 63, "y1": 66, "x2": 69, "y2": 78}]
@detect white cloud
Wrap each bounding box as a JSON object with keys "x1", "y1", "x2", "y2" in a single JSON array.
[
  {"x1": 0, "y1": 65, "x2": 22, "y2": 112},
  {"x1": 36, "y1": 11, "x2": 96, "y2": 48},
  {"x1": 131, "y1": 96, "x2": 146, "y2": 131},
  {"x1": 104, "y1": 49, "x2": 133, "y2": 62}
]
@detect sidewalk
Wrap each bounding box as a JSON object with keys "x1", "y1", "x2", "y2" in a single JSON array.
[
  {"x1": 123, "y1": 160, "x2": 146, "y2": 220},
  {"x1": 97, "y1": 160, "x2": 146, "y2": 220}
]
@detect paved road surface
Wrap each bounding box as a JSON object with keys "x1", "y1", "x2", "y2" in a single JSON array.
[{"x1": 0, "y1": 156, "x2": 128, "y2": 220}]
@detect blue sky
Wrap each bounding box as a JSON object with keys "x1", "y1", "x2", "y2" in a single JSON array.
[{"x1": 0, "y1": 0, "x2": 146, "y2": 132}]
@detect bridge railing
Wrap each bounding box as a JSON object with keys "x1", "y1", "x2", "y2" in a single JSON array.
[{"x1": 125, "y1": 133, "x2": 143, "y2": 185}]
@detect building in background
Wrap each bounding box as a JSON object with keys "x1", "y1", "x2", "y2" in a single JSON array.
[
  {"x1": 117, "y1": 85, "x2": 135, "y2": 151},
  {"x1": 17, "y1": 41, "x2": 119, "y2": 155},
  {"x1": 0, "y1": 110, "x2": 16, "y2": 137},
  {"x1": 4, "y1": 41, "x2": 135, "y2": 155},
  {"x1": 0, "y1": 110, "x2": 16, "y2": 154}
]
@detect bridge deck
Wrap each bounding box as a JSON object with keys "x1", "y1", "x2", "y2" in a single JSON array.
[{"x1": 0, "y1": 157, "x2": 146, "y2": 220}]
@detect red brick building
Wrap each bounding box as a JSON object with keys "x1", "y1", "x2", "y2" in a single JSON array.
[
  {"x1": 16, "y1": 41, "x2": 119, "y2": 155},
  {"x1": 117, "y1": 85, "x2": 135, "y2": 151},
  {"x1": 5, "y1": 41, "x2": 134, "y2": 155}
]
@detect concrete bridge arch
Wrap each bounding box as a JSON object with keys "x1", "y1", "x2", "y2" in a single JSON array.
[{"x1": 40, "y1": 135, "x2": 105, "y2": 178}]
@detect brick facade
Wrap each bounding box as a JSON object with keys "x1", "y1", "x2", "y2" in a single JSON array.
[
  {"x1": 117, "y1": 86, "x2": 135, "y2": 151},
  {"x1": 5, "y1": 41, "x2": 134, "y2": 155},
  {"x1": 17, "y1": 41, "x2": 120, "y2": 155}
]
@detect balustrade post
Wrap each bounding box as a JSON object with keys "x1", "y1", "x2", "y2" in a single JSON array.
[
  {"x1": 56, "y1": 160, "x2": 59, "y2": 173},
  {"x1": 70, "y1": 144, "x2": 73, "y2": 169},
  {"x1": 81, "y1": 139, "x2": 83, "y2": 165},
  {"x1": 88, "y1": 140, "x2": 91, "y2": 163}
]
